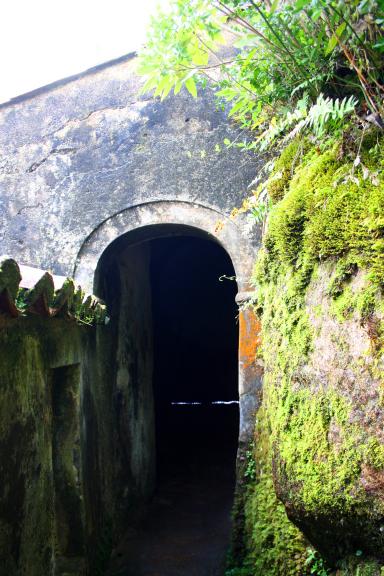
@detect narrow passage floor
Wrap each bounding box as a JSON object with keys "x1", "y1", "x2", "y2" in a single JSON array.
[{"x1": 107, "y1": 404, "x2": 237, "y2": 576}]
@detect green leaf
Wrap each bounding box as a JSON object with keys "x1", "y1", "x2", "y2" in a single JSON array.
[
  {"x1": 185, "y1": 77, "x2": 197, "y2": 98},
  {"x1": 213, "y1": 31, "x2": 226, "y2": 44},
  {"x1": 137, "y1": 62, "x2": 156, "y2": 75},
  {"x1": 325, "y1": 23, "x2": 346, "y2": 55},
  {"x1": 174, "y1": 82, "x2": 183, "y2": 95},
  {"x1": 154, "y1": 75, "x2": 169, "y2": 98},
  {"x1": 228, "y1": 99, "x2": 246, "y2": 118},
  {"x1": 335, "y1": 22, "x2": 347, "y2": 38},
  {"x1": 268, "y1": 0, "x2": 279, "y2": 14},
  {"x1": 140, "y1": 76, "x2": 160, "y2": 95},
  {"x1": 311, "y1": 7, "x2": 324, "y2": 21},
  {"x1": 192, "y1": 48, "x2": 209, "y2": 66},
  {"x1": 373, "y1": 38, "x2": 384, "y2": 51},
  {"x1": 161, "y1": 78, "x2": 174, "y2": 100},
  {"x1": 294, "y1": 0, "x2": 311, "y2": 10}
]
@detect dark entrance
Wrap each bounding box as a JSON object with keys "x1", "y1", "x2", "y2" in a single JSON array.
[
  {"x1": 96, "y1": 227, "x2": 239, "y2": 575},
  {"x1": 150, "y1": 235, "x2": 239, "y2": 482}
]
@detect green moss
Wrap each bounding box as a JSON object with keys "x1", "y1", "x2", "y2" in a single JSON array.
[
  {"x1": 254, "y1": 264, "x2": 379, "y2": 516},
  {"x1": 241, "y1": 407, "x2": 309, "y2": 576},
  {"x1": 260, "y1": 129, "x2": 384, "y2": 321},
  {"x1": 364, "y1": 438, "x2": 384, "y2": 470},
  {"x1": 268, "y1": 382, "x2": 368, "y2": 514},
  {"x1": 327, "y1": 258, "x2": 358, "y2": 299},
  {"x1": 267, "y1": 139, "x2": 308, "y2": 203},
  {"x1": 0, "y1": 328, "x2": 55, "y2": 575},
  {"x1": 0, "y1": 257, "x2": 21, "y2": 300},
  {"x1": 0, "y1": 318, "x2": 88, "y2": 575},
  {"x1": 329, "y1": 285, "x2": 355, "y2": 321},
  {"x1": 243, "y1": 129, "x2": 384, "y2": 572}
]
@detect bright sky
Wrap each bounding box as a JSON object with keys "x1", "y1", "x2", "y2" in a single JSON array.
[{"x1": 0, "y1": 0, "x2": 170, "y2": 104}]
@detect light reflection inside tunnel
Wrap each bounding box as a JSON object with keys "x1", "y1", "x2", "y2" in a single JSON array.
[{"x1": 170, "y1": 400, "x2": 239, "y2": 405}]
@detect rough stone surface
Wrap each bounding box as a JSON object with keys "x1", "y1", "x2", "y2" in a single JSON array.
[
  {"x1": 0, "y1": 316, "x2": 86, "y2": 576},
  {"x1": 274, "y1": 264, "x2": 384, "y2": 561},
  {"x1": 0, "y1": 311, "x2": 154, "y2": 575},
  {"x1": 0, "y1": 54, "x2": 265, "y2": 576},
  {"x1": 0, "y1": 257, "x2": 106, "y2": 322},
  {"x1": 0, "y1": 54, "x2": 261, "y2": 279}
]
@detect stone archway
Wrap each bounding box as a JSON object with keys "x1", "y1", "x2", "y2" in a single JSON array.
[
  {"x1": 74, "y1": 200, "x2": 262, "y2": 448},
  {"x1": 74, "y1": 200, "x2": 253, "y2": 293}
]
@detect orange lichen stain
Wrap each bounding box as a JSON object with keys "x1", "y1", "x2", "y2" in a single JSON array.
[
  {"x1": 239, "y1": 308, "x2": 262, "y2": 369},
  {"x1": 215, "y1": 220, "x2": 225, "y2": 233}
]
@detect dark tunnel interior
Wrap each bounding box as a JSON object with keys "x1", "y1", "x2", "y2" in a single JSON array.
[
  {"x1": 96, "y1": 227, "x2": 239, "y2": 490},
  {"x1": 150, "y1": 235, "x2": 239, "y2": 482},
  {"x1": 96, "y1": 229, "x2": 240, "y2": 574}
]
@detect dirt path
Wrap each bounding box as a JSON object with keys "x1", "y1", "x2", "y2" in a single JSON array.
[{"x1": 107, "y1": 465, "x2": 234, "y2": 576}]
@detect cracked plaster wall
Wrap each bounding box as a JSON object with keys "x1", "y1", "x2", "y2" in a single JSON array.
[{"x1": 0, "y1": 54, "x2": 261, "y2": 278}]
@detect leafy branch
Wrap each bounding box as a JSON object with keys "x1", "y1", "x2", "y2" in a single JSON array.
[{"x1": 138, "y1": 0, "x2": 384, "y2": 148}]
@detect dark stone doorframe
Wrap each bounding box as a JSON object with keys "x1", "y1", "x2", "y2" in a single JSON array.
[{"x1": 74, "y1": 200, "x2": 262, "y2": 450}]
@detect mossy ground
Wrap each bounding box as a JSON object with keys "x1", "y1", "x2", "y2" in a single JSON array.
[{"x1": 237, "y1": 128, "x2": 384, "y2": 575}]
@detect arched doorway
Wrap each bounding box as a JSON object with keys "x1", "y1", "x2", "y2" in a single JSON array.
[
  {"x1": 94, "y1": 224, "x2": 239, "y2": 573},
  {"x1": 74, "y1": 201, "x2": 261, "y2": 450},
  {"x1": 74, "y1": 203, "x2": 262, "y2": 573}
]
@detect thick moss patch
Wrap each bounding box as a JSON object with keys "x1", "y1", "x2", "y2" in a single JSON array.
[
  {"x1": 241, "y1": 407, "x2": 309, "y2": 576},
  {"x1": 261, "y1": 129, "x2": 384, "y2": 311},
  {"x1": 0, "y1": 317, "x2": 87, "y2": 575},
  {"x1": 241, "y1": 129, "x2": 384, "y2": 574}
]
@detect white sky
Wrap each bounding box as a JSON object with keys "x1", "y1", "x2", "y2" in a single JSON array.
[{"x1": 0, "y1": 0, "x2": 170, "y2": 104}]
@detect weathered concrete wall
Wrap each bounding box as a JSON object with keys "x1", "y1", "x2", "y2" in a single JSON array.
[
  {"x1": 0, "y1": 54, "x2": 264, "y2": 574},
  {"x1": 0, "y1": 310, "x2": 155, "y2": 576},
  {"x1": 95, "y1": 241, "x2": 155, "y2": 521},
  {"x1": 81, "y1": 242, "x2": 156, "y2": 575},
  {"x1": 0, "y1": 50, "x2": 263, "y2": 464},
  {"x1": 0, "y1": 316, "x2": 87, "y2": 576},
  {"x1": 114, "y1": 244, "x2": 155, "y2": 505},
  {"x1": 0, "y1": 54, "x2": 261, "y2": 280}
]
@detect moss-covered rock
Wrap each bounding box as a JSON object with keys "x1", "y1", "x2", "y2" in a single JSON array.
[
  {"x1": 266, "y1": 139, "x2": 309, "y2": 203},
  {"x1": 240, "y1": 406, "x2": 309, "y2": 576},
  {"x1": 244, "y1": 129, "x2": 384, "y2": 573}
]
